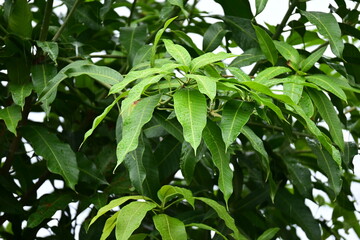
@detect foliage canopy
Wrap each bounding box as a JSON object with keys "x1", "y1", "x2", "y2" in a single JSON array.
[{"x1": 0, "y1": 0, "x2": 360, "y2": 239}]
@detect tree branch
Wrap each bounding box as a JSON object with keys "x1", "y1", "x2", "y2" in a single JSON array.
[{"x1": 39, "y1": 0, "x2": 54, "y2": 41}]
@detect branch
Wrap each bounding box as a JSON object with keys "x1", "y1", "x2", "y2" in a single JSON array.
[
  {"x1": 127, "y1": 0, "x2": 137, "y2": 26},
  {"x1": 247, "y1": 121, "x2": 311, "y2": 137},
  {"x1": 39, "y1": 0, "x2": 54, "y2": 41}
]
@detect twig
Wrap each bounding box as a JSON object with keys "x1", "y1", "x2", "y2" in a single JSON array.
[
  {"x1": 39, "y1": 0, "x2": 54, "y2": 41},
  {"x1": 127, "y1": 0, "x2": 137, "y2": 26},
  {"x1": 247, "y1": 121, "x2": 311, "y2": 137}
]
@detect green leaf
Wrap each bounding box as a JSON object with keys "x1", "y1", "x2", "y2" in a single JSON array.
[
  {"x1": 9, "y1": 82, "x2": 32, "y2": 109},
  {"x1": 251, "y1": 92, "x2": 286, "y2": 121},
  {"x1": 228, "y1": 67, "x2": 251, "y2": 82},
  {"x1": 27, "y1": 192, "x2": 73, "y2": 228},
  {"x1": 116, "y1": 94, "x2": 161, "y2": 168},
  {"x1": 120, "y1": 25, "x2": 147, "y2": 65},
  {"x1": 203, "y1": 22, "x2": 228, "y2": 52},
  {"x1": 133, "y1": 45, "x2": 153, "y2": 66},
  {"x1": 230, "y1": 48, "x2": 266, "y2": 68},
  {"x1": 308, "y1": 90, "x2": 344, "y2": 151},
  {"x1": 273, "y1": 40, "x2": 300, "y2": 65},
  {"x1": 300, "y1": 11, "x2": 344, "y2": 58},
  {"x1": 22, "y1": 126, "x2": 79, "y2": 190},
  {"x1": 77, "y1": 153, "x2": 108, "y2": 186},
  {"x1": 36, "y1": 41, "x2": 59, "y2": 65},
  {"x1": 128, "y1": 234, "x2": 148, "y2": 240},
  {"x1": 299, "y1": 91, "x2": 314, "y2": 117},
  {"x1": 172, "y1": 30, "x2": 204, "y2": 55},
  {"x1": 116, "y1": 201, "x2": 157, "y2": 240},
  {"x1": 220, "y1": 100, "x2": 254, "y2": 150},
  {"x1": 253, "y1": 25, "x2": 278, "y2": 65},
  {"x1": 186, "y1": 223, "x2": 228, "y2": 240},
  {"x1": 300, "y1": 46, "x2": 326, "y2": 72},
  {"x1": 257, "y1": 227, "x2": 280, "y2": 240},
  {"x1": 241, "y1": 126, "x2": 270, "y2": 177},
  {"x1": 255, "y1": 0, "x2": 268, "y2": 15},
  {"x1": 215, "y1": 0, "x2": 253, "y2": 19},
  {"x1": 305, "y1": 74, "x2": 347, "y2": 101},
  {"x1": 157, "y1": 185, "x2": 195, "y2": 208},
  {"x1": 153, "y1": 111, "x2": 184, "y2": 142},
  {"x1": 180, "y1": 141, "x2": 205, "y2": 184},
  {"x1": 153, "y1": 214, "x2": 187, "y2": 240},
  {"x1": 190, "y1": 52, "x2": 236, "y2": 73},
  {"x1": 174, "y1": 89, "x2": 207, "y2": 153},
  {"x1": 195, "y1": 197, "x2": 247, "y2": 240},
  {"x1": 0, "y1": 105, "x2": 22, "y2": 135},
  {"x1": 255, "y1": 66, "x2": 291, "y2": 84},
  {"x1": 168, "y1": 0, "x2": 189, "y2": 17},
  {"x1": 186, "y1": 74, "x2": 217, "y2": 100},
  {"x1": 307, "y1": 139, "x2": 342, "y2": 198},
  {"x1": 283, "y1": 75, "x2": 305, "y2": 104},
  {"x1": 7, "y1": 0, "x2": 32, "y2": 38},
  {"x1": 163, "y1": 39, "x2": 191, "y2": 68},
  {"x1": 203, "y1": 120, "x2": 233, "y2": 207},
  {"x1": 89, "y1": 196, "x2": 152, "y2": 228},
  {"x1": 81, "y1": 95, "x2": 121, "y2": 147},
  {"x1": 100, "y1": 211, "x2": 119, "y2": 240}
]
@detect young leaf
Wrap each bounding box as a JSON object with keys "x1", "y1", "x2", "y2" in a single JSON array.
[
  {"x1": 257, "y1": 227, "x2": 280, "y2": 240},
  {"x1": 273, "y1": 40, "x2": 300, "y2": 65},
  {"x1": 22, "y1": 126, "x2": 79, "y2": 190},
  {"x1": 220, "y1": 100, "x2": 254, "y2": 150},
  {"x1": 195, "y1": 197, "x2": 247, "y2": 240},
  {"x1": 203, "y1": 22, "x2": 228, "y2": 52},
  {"x1": 100, "y1": 211, "x2": 119, "y2": 240},
  {"x1": 153, "y1": 214, "x2": 187, "y2": 240},
  {"x1": 116, "y1": 94, "x2": 161, "y2": 168},
  {"x1": 255, "y1": 66, "x2": 291, "y2": 84},
  {"x1": 300, "y1": 11, "x2": 344, "y2": 58},
  {"x1": 300, "y1": 46, "x2": 326, "y2": 72},
  {"x1": 36, "y1": 41, "x2": 59, "y2": 65},
  {"x1": 203, "y1": 120, "x2": 233, "y2": 207},
  {"x1": 190, "y1": 52, "x2": 236, "y2": 73},
  {"x1": 305, "y1": 74, "x2": 347, "y2": 101},
  {"x1": 0, "y1": 105, "x2": 22, "y2": 136},
  {"x1": 116, "y1": 201, "x2": 157, "y2": 240},
  {"x1": 253, "y1": 25, "x2": 278, "y2": 65},
  {"x1": 186, "y1": 223, "x2": 228, "y2": 240},
  {"x1": 157, "y1": 185, "x2": 195, "y2": 208},
  {"x1": 255, "y1": 0, "x2": 268, "y2": 15},
  {"x1": 186, "y1": 74, "x2": 218, "y2": 100},
  {"x1": 174, "y1": 89, "x2": 207, "y2": 153},
  {"x1": 163, "y1": 39, "x2": 191, "y2": 68},
  {"x1": 308, "y1": 90, "x2": 344, "y2": 151}
]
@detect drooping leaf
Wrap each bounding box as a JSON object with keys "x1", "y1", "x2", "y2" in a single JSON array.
[
  {"x1": 255, "y1": 66, "x2": 291, "y2": 84},
  {"x1": 0, "y1": 105, "x2": 22, "y2": 135},
  {"x1": 220, "y1": 100, "x2": 254, "y2": 150},
  {"x1": 174, "y1": 89, "x2": 207, "y2": 153},
  {"x1": 190, "y1": 52, "x2": 236, "y2": 73},
  {"x1": 153, "y1": 214, "x2": 187, "y2": 240},
  {"x1": 6, "y1": 0, "x2": 32, "y2": 38},
  {"x1": 215, "y1": 0, "x2": 253, "y2": 19},
  {"x1": 308, "y1": 89, "x2": 344, "y2": 151},
  {"x1": 255, "y1": 0, "x2": 268, "y2": 15},
  {"x1": 116, "y1": 94, "x2": 161, "y2": 168},
  {"x1": 257, "y1": 227, "x2": 280, "y2": 240},
  {"x1": 157, "y1": 185, "x2": 195, "y2": 208},
  {"x1": 230, "y1": 48, "x2": 266, "y2": 67},
  {"x1": 283, "y1": 75, "x2": 305, "y2": 104},
  {"x1": 300, "y1": 11, "x2": 344, "y2": 58},
  {"x1": 100, "y1": 211, "x2": 119, "y2": 240},
  {"x1": 163, "y1": 39, "x2": 191, "y2": 68},
  {"x1": 299, "y1": 91, "x2": 314, "y2": 117},
  {"x1": 22, "y1": 126, "x2": 79, "y2": 190},
  {"x1": 203, "y1": 22, "x2": 228, "y2": 52},
  {"x1": 251, "y1": 92, "x2": 286, "y2": 121},
  {"x1": 203, "y1": 120, "x2": 233, "y2": 207},
  {"x1": 27, "y1": 192, "x2": 73, "y2": 228},
  {"x1": 186, "y1": 74, "x2": 217, "y2": 100},
  {"x1": 273, "y1": 40, "x2": 300, "y2": 66},
  {"x1": 116, "y1": 201, "x2": 157, "y2": 240},
  {"x1": 300, "y1": 46, "x2": 327, "y2": 72},
  {"x1": 180, "y1": 141, "x2": 205, "y2": 184},
  {"x1": 172, "y1": 30, "x2": 204, "y2": 55},
  {"x1": 120, "y1": 25, "x2": 147, "y2": 65},
  {"x1": 153, "y1": 111, "x2": 184, "y2": 142},
  {"x1": 195, "y1": 197, "x2": 247, "y2": 240},
  {"x1": 305, "y1": 74, "x2": 347, "y2": 101},
  {"x1": 186, "y1": 223, "x2": 228, "y2": 240},
  {"x1": 253, "y1": 25, "x2": 278, "y2": 65},
  {"x1": 36, "y1": 41, "x2": 59, "y2": 65}
]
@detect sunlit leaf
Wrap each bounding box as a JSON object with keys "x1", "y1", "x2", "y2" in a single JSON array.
[
  {"x1": 253, "y1": 25, "x2": 277, "y2": 65},
  {"x1": 273, "y1": 40, "x2": 300, "y2": 66},
  {"x1": 255, "y1": 66, "x2": 291, "y2": 84},
  {"x1": 190, "y1": 52, "x2": 236, "y2": 72},
  {"x1": 187, "y1": 74, "x2": 218, "y2": 100},
  {"x1": 163, "y1": 39, "x2": 191, "y2": 68},
  {"x1": 153, "y1": 214, "x2": 187, "y2": 240},
  {"x1": 255, "y1": 0, "x2": 268, "y2": 15},
  {"x1": 305, "y1": 74, "x2": 347, "y2": 101},
  {"x1": 157, "y1": 185, "x2": 195, "y2": 208},
  {"x1": 300, "y1": 46, "x2": 326, "y2": 72}
]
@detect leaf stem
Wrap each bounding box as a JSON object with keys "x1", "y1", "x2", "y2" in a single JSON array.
[
  {"x1": 52, "y1": 0, "x2": 82, "y2": 41},
  {"x1": 39, "y1": 0, "x2": 54, "y2": 41}
]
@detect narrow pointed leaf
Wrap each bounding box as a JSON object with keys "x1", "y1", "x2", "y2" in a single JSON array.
[
  {"x1": 158, "y1": 185, "x2": 195, "y2": 208},
  {"x1": 100, "y1": 211, "x2": 119, "y2": 240},
  {"x1": 174, "y1": 89, "x2": 207, "y2": 153},
  {"x1": 203, "y1": 22, "x2": 228, "y2": 52},
  {"x1": 228, "y1": 67, "x2": 251, "y2": 82},
  {"x1": 230, "y1": 48, "x2": 266, "y2": 67},
  {"x1": 153, "y1": 111, "x2": 184, "y2": 142},
  {"x1": 255, "y1": 0, "x2": 268, "y2": 15},
  {"x1": 255, "y1": 67, "x2": 291, "y2": 84},
  {"x1": 253, "y1": 25, "x2": 277, "y2": 65},
  {"x1": 0, "y1": 105, "x2": 22, "y2": 135},
  {"x1": 163, "y1": 39, "x2": 191, "y2": 67},
  {"x1": 187, "y1": 74, "x2": 217, "y2": 100},
  {"x1": 120, "y1": 25, "x2": 147, "y2": 65},
  {"x1": 180, "y1": 141, "x2": 204, "y2": 184},
  {"x1": 220, "y1": 100, "x2": 254, "y2": 150},
  {"x1": 153, "y1": 214, "x2": 187, "y2": 240},
  {"x1": 116, "y1": 94, "x2": 161, "y2": 168},
  {"x1": 190, "y1": 52, "x2": 236, "y2": 72},
  {"x1": 22, "y1": 126, "x2": 79, "y2": 190},
  {"x1": 300, "y1": 46, "x2": 326, "y2": 72},
  {"x1": 116, "y1": 201, "x2": 157, "y2": 240},
  {"x1": 186, "y1": 223, "x2": 228, "y2": 240},
  {"x1": 273, "y1": 40, "x2": 300, "y2": 65},
  {"x1": 283, "y1": 75, "x2": 305, "y2": 104},
  {"x1": 257, "y1": 228, "x2": 280, "y2": 240},
  {"x1": 251, "y1": 93, "x2": 286, "y2": 120},
  {"x1": 305, "y1": 74, "x2": 347, "y2": 101},
  {"x1": 203, "y1": 120, "x2": 233, "y2": 206},
  {"x1": 7, "y1": 0, "x2": 32, "y2": 38},
  {"x1": 300, "y1": 11, "x2": 344, "y2": 58}
]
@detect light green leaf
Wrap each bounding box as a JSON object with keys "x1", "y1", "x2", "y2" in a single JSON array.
[
  {"x1": 0, "y1": 105, "x2": 22, "y2": 136},
  {"x1": 153, "y1": 214, "x2": 187, "y2": 240},
  {"x1": 305, "y1": 74, "x2": 347, "y2": 101},
  {"x1": 253, "y1": 25, "x2": 277, "y2": 65},
  {"x1": 257, "y1": 227, "x2": 280, "y2": 240},
  {"x1": 300, "y1": 11, "x2": 344, "y2": 58},
  {"x1": 168, "y1": 0, "x2": 189, "y2": 17},
  {"x1": 190, "y1": 52, "x2": 236, "y2": 72},
  {"x1": 163, "y1": 39, "x2": 191, "y2": 68},
  {"x1": 120, "y1": 25, "x2": 147, "y2": 65},
  {"x1": 203, "y1": 22, "x2": 228, "y2": 52},
  {"x1": 22, "y1": 126, "x2": 79, "y2": 190},
  {"x1": 157, "y1": 185, "x2": 195, "y2": 208},
  {"x1": 128, "y1": 234, "x2": 148, "y2": 240},
  {"x1": 220, "y1": 100, "x2": 254, "y2": 150},
  {"x1": 230, "y1": 48, "x2": 265, "y2": 67},
  {"x1": 195, "y1": 197, "x2": 247, "y2": 240},
  {"x1": 203, "y1": 120, "x2": 233, "y2": 207},
  {"x1": 255, "y1": 0, "x2": 268, "y2": 15},
  {"x1": 116, "y1": 201, "x2": 157, "y2": 240},
  {"x1": 27, "y1": 192, "x2": 73, "y2": 228},
  {"x1": 255, "y1": 67, "x2": 291, "y2": 84},
  {"x1": 186, "y1": 223, "x2": 228, "y2": 240},
  {"x1": 116, "y1": 94, "x2": 161, "y2": 168},
  {"x1": 228, "y1": 67, "x2": 251, "y2": 82},
  {"x1": 273, "y1": 40, "x2": 300, "y2": 65},
  {"x1": 300, "y1": 46, "x2": 326, "y2": 72},
  {"x1": 299, "y1": 91, "x2": 314, "y2": 117},
  {"x1": 186, "y1": 74, "x2": 217, "y2": 100},
  {"x1": 241, "y1": 126, "x2": 270, "y2": 177},
  {"x1": 308, "y1": 90, "x2": 344, "y2": 151},
  {"x1": 7, "y1": 0, "x2": 32, "y2": 38},
  {"x1": 81, "y1": 95, "x2": 121, "y2": 148},
  {"x1": 174, "y1": 89, "x2": 207, "y2": 153},
  {"x1": 36, "y1": 41, "x2": 59, "y2": 65},
  {"x1": 283, "y1": 75, "x2": 305, "y2": 104},
  {"x1": 100, "y1": 211, "x2": 119, "y2": 240}
]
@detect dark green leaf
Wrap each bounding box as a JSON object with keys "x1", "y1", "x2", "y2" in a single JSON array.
[
  {"x1": 180, "y1": 141, "x2": 204, "y2": 184},
  {"x1": 120, "y1": 25, "x2": 147, "y2": 65},
  {"x1": 36, "y1": 41, "x2": 59, "y2": 65},
  {"x1": 0, "y1": 105, "x2": 22, "y2": 135},
  {"x1": 273, "y1": 40, "x2": 300, "y2": 65},
  {"x1": 257, "y1": 227, "x2": 280, "y2": 240},
  {"x1": 186, "y1": 223, "x2": 228, "y2": 240},
  {"x1": 215, "y1": 0, "x2": 253, "y2": 19},
  {"x1": 230, "y1": 48, "x2": 266, "y2": 67},
  {"x1": 153, "y1": 111, "x2": 184, "y2": 142},
  {"x1": 253, "y1": 25, "x2": 278, "y2": 65},
  {"x1": 7, "y1": 0, "x2": 32, "y2": 38},
  {"x1": 203, "y1": 22, "x2": 228, "y2": 52}
]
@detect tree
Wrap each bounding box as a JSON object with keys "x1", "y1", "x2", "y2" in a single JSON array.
[{"x1": 0, "y1": 0, "x2": 359, "y2": 239}]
